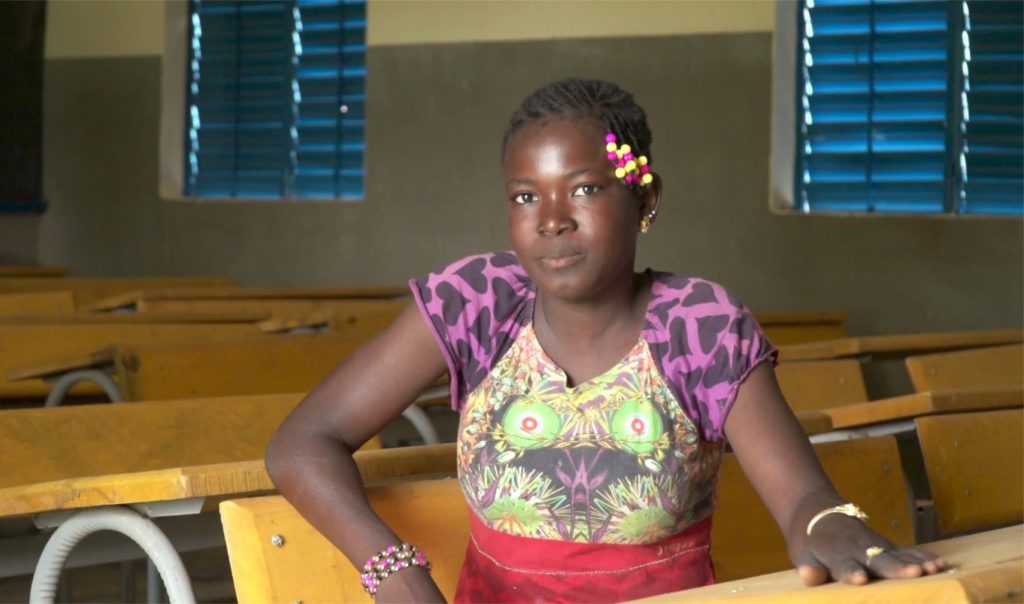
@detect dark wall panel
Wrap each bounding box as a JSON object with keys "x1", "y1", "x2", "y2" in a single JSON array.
[{"x1": 0, "y1": 1, "x2": 45, "y2": 210}]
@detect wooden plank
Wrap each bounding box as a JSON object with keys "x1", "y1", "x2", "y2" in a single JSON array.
[
  {"x1": 916, "y1": 409, "x2": 1024, "y2": 534},
  {"x1": 0, "y1": 393, "x2": 304, "y2": 492},
  {"x1": 221, "y1": 479, "x2": 469, "y2": 604},
  {"x1": 0, "y1": 291, "x2": 75, "y2": 315},
  {"x1": 86, "y1": 286, "x2": 410, "y2": 312},
  {"x1": 776, "y1": 341, "x2": 841, "y2": 362},
  {"x1": 7, "y1": 347, "x2": 116, "y2": 381},
  {"x1": 0, "y1": 266, "x2": 68, "y2": 278},
  {"x1": 906, "y1": 344, "x2": 1024, "y2": 392},
  {"x1": 779, "y1": 329, "x2": 1024, "y2": 362},
  {"x1": 762, "y1": 323, "x2": 846, "y2": 346},
  {"x1": 132, "y1": 298, "x2": 406, "y2": 320},
  {"x1": 116, "y1": 333, "x2": 374, "y2": 401},
  {"x1": 0, "y1": 322, "x2": 261, "y2": 399},
  {"x1": 0, "y1": 440, "x2": 448, "y2": 520},
  {"x1": 638, "y1": 524, "x2": 1023, "y2": 603},
  {"x1": 795, "y1": 411, "x2": 833, "y2": 435},
  {"x1": 0, "y1": 277, "x2": 237, "y2": 306},
  {"x1": 712, "y1": 436, "x2": 914, "y2": 582},
  {"x1": 0, "y1": 309, "x2": 269, "y2": 325},
  {"x1": 258, "y1": 309, "x2": 335, "y2": 333},
  {"x1": 0, "y1": 461, "x2": 276, "y2": 519},
  {"x1": 775, "y1": 360, "x2": 869, "y2": 412},
  {"x1": 827, "y1": 387, "x2": 1024, "y2": 429}
]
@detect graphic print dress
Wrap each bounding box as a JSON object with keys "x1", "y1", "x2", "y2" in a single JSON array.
[{"x1": 410, "y1": 252, "x2": 777, "y2": 602}]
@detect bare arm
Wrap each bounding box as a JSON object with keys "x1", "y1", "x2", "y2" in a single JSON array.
[
  {"x1": 266, "y1": 302, "x2": 449, "y2": 602},
  {"x1": 723, "y1": 363, "x2": 946, "y2": 586}
]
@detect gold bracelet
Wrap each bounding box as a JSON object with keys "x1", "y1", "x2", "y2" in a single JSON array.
[{"x1": 805, "y1": 503, "x2": 868, "y2": 536}]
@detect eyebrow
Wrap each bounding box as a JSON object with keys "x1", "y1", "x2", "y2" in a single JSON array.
[{"x1": 506, "y1": 168, "x2": 597, "y2": 186}]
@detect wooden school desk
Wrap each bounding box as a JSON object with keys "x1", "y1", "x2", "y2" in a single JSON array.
[
  {"x1": 2, "y1": 452, "x2": 453, "y2": 604},
  {"x1": 84, "y1": 285, "x2": 410, "y2": 312},
  {"x1": 0, "y1": 277, "x2": 237, "y2": 307},
  {"x1": 0, "y1": 291, "x2": 76, "y2": 315},
  {"x1": 778, "y1": 329, "x2": 1024, "y2": 362},
  {"x1": 633, "y1": 523, "x2": 1023, "y2": 603},
  {"x1": 0, "y1": 266, "x2": 69, "y2": 278}
]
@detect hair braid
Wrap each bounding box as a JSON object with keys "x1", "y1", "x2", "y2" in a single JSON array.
[{"x1": 501, "y1": 78, "x2": 653, "y2": 165}]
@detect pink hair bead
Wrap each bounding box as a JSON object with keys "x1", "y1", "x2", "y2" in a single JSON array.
[{"x1": 605, "y1": 133, "x2": 616, "y2": 143}]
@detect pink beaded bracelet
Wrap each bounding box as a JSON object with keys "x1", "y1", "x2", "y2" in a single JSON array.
[{"x1": 360, "y1": 543, "x2": 431, "y2": 597}]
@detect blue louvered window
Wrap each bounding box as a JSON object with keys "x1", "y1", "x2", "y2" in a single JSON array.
[
  {"x1": 185, "y1": 0, "x2": 366, "y2": 200},
  {"x1": 796, "y1": 0, "x2": 1022, "y2": 215}
]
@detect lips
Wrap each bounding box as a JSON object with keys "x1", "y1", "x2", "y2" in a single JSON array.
[{"x1": 539, "y1": 252, "x2": 584, "y2": 269}]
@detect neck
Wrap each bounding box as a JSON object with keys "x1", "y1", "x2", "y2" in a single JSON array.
[{"x1": 534, "y1": 272, "x2": 648, "y2": 346}]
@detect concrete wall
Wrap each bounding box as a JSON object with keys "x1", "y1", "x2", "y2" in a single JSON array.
[{"x1": 34, "y1": 1, "x2": 1023, "y2": 337}]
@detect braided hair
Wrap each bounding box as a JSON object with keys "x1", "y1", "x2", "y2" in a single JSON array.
[{"x1": 501, "y1": 78, "x2": 653, "y2": 166}]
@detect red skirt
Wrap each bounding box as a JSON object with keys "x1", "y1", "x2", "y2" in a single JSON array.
[{"x1": 454, "y1": 511, "x2": 715, "y2": 603}]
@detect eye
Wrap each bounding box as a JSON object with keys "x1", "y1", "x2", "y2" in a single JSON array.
[
  {"x1": 571, "y1": 183, "x2": 601, "y2": 197},
  {"x1": 511, "y1": 192, "x2": 538, "y2": 205}
]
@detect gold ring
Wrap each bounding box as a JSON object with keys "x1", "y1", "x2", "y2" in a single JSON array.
[{"x1": 864, "y1": 546, "x2": 886, "y2": 565}]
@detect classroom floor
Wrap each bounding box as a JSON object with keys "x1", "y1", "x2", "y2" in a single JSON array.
[{"x1": 0, "y1": 407, "x2": 462, "y2": 603}]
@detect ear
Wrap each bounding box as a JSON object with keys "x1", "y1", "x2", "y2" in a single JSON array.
[{"x1": 637, "y1": 172, "x2": 663, "y2": 226}]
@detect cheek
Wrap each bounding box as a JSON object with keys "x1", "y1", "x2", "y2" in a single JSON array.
[{"x1": 506, "y1": 210, "x2": 532, "y2": 245}]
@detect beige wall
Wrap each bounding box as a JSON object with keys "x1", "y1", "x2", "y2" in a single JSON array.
[
  {"x1": 44, "y1": 0, "x2": 775, "y2": 59},
  {"x1": 368, "y1": 0, "x2": 774, "y2": 46},
  {"x1": 45, "y1": 0, "x2": 165, "y2": 59}
]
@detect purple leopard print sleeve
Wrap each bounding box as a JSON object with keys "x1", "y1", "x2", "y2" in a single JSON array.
[
  {"x1": 641, "y1": 273, "x2": 778, "y2": 442},
  {"x1": 409, "y1": 252, "x2": 535, "y2": 412}
]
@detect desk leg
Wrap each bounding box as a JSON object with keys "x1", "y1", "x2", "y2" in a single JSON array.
[
  {"x1": 402, "y1": 405, "x2": 439, "y2": 445},
  {"x1": 44, "y1": 370, "x2": 123, "y2": 407},
  {"x1": 29, "y1": 506, "x2": 195, "y2": 604}
]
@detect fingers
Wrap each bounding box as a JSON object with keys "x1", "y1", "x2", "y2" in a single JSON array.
[
  {"x1": 797, "y1": 544, "x2": 949, "y2": 587},
  {"x1": 868, "y1": 547, "x2": 948, "y2": 578},
  {"x1": 865, "y1": 549, "x2": 923, "y2": 580},
  {"x1": 794, "y1": 551, "x2": 871, "y2": 586},
  {"x1": 794, "y1": 551, "x2": 829, "y2": 586}
]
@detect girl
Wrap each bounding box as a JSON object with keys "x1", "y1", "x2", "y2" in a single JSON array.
[{"x1": 266, "y1": 78, "x2": 945, "y2": 603}]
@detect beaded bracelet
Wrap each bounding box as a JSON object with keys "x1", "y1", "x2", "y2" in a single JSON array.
[{"x1": 360, "y1": 543, "x2": 431, "y2": 597}]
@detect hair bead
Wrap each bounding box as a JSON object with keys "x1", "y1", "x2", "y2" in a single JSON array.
[{"x1": 604, "y1": 133, "x2": 654, "y2": 190}]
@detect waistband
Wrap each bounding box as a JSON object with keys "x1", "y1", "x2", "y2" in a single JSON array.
[{"x1": 467, "y1": 511, "x2": 712, "y2": 577}]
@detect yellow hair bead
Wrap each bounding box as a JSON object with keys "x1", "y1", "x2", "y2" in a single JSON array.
[
  {"x1": 625, "y1": 160, "x2": 637, "y2": 171},
  {"x1": 614, "y1": 167, "x2": 626, "y2": 178},
  {"x1": 620, "y1": 144, "x2": 631, "y2": 154},
  {"x1": 641, "y1": 173, "x2": 654, "y2": 185},
  {"x1": 638, "y1": 156, "x2": 648, "y2": 166},
  {"x1": 606, "y1": 142, "x2": 617, "y2": 152}
]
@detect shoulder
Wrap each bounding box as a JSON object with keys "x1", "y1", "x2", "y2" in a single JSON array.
[
  {"x1": 643, "y1": 271, "x2": 765, "y2": 369},
  {"x1": 411, "y1": 252, "x2": 533, "y2": 324},
  {"x1": 646, "y1": 272, "x2": 750, "y2": 331}
]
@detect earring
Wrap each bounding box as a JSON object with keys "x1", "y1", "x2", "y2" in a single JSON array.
[{"x1": 639, "y1": 214, "x2": 654, "y2": 234}]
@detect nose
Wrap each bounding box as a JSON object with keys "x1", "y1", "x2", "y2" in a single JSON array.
[{"x1": 537, "y1": 197, "x2": 576, "y2": 237}]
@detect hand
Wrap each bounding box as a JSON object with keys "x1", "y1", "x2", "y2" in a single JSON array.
[
  {"x1": 373, "y1": 566, "x2": 447, "y2": 603},
  {"x1": 795, "y1": 514, "x2": 948, "y2": 586}
]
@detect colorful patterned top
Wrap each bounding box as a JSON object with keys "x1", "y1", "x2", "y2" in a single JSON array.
[{"x1": 410, "y1": 251, "x2": 776, "y2": 546}]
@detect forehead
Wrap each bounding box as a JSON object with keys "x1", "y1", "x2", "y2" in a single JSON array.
[{"x1": 504, "y1": 117, "x2": 606, "y2": 167}]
